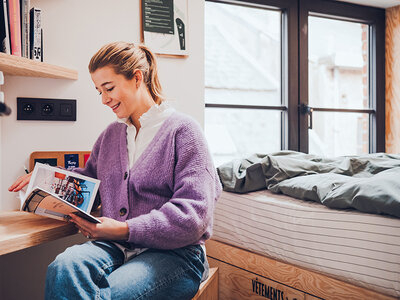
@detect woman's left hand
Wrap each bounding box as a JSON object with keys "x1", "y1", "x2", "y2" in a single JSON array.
[{"x1": 68, "y1": 214, "x2": 129, "y2": 241}]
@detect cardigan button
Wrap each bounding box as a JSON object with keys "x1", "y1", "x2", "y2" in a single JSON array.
[
  {"x1": 119, "y1": 207, "x2": 127, "y2": 216},
  {"x1": 124, "y1": 172, "x2": 128, "y2": 180}
]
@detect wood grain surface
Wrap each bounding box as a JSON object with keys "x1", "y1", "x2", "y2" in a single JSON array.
[
  {"x1": 192, "y1": 267, "x2": 219, "y2": 300},
  {"x1": 0, "y1": 211, "x2": 78, "y2": 256},
  {"x1": 0, "y1": 52, "x2": 78, "y2": 79},
  {"x1": 206, "y1": 239, "x2": 395, "y2": 300},
  {"x1": 208, "y1": 257, "x2": 305, "y2": 300},
  {"x1": 29, "y1": 151, "x2": 91, "y2": 172},
  {"x1": 386, "y1": 6, "x2": 400, "y2": 153}
]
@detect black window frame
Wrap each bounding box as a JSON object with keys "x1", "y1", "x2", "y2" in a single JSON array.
[
  {"x1": 298, "y1": 0, "x2": 386, "y2": 153},
  {"x1": 204, "y1": 0, "x2": 385, "y2": 155}
]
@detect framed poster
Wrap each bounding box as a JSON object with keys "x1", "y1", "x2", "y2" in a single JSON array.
[{"x1": 141, "y1": 0, "x2": 188, "y2": 57}]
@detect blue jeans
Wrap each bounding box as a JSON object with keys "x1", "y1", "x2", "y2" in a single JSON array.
[{"x1": 45, "y1": 241, "x2": 207, "y2": 300}]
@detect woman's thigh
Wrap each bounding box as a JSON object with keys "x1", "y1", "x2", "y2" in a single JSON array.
[
  {"x1": 45, "y1": 240, "x2": 124, "y2": 300},
  {"x1": 108, "y1": 245, "x2": 205, "y2": 300}
]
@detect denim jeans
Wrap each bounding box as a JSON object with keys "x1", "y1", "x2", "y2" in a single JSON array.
[{"x1": 45, "y1": 241, "x2": 206, "y2": 300}]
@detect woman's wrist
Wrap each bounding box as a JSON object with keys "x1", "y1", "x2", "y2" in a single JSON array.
[{"x1": 121, "y1": 221, "x2": 129, "y2": 241}]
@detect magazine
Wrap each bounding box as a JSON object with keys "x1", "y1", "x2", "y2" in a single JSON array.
[{"x1": 19, "y1": 163, "x2": 101, "y2": 223}]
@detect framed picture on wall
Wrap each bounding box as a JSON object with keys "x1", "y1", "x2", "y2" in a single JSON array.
[{"x1": 141, "y1": 0, "x2": 188, "y2": 57}]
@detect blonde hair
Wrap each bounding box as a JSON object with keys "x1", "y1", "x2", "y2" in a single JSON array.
[{"x1": 89, "y1": 42, "x2": 164, "y2": 104}]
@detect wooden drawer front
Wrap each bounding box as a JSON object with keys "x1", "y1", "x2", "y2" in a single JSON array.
[
  {"x1": 209, "y1": 257, "x2": 305, "y2": 300},
  {"x1": 206, "y1": 240, "x2": 396, "y2": 300},
  {"x1": 305, "y1": 295, "x2": 322, "y2": 300}
]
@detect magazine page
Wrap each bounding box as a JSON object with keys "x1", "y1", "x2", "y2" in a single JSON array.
[
  {"x1": 21, "y1": 163, "x2": 100, "y2": 214},
  {"x1": 24, "y1": 188, "x2": 101, "y2": 223}
]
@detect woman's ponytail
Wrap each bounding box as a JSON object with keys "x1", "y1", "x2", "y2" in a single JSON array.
[{"x1": 139, "y1": 45, "x2": 164, "y2": 104}]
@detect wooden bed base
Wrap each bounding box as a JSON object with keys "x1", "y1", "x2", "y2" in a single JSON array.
[{"x1": 205, "y1": 239, "x2": 396, "y2": 300}]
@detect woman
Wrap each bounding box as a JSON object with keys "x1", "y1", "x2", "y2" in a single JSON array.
[{"x1": 9, "y1": 42, "x2": 222, "y2": 299}]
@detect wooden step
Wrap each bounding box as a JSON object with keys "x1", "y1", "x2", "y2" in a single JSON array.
[{"x1": 192, "y1": 267, "x2": 218, "y2": 300}]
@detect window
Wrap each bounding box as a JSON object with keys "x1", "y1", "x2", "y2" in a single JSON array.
[
  {"x1": 307, "y1": 17, "x2": 371, "y2": 156},
  {"x1": 204, "y1": 1, "x2": 285, "y2": 167},
  {"x1": 204, "y1": 0, "x2": 385, "y2": 165}
]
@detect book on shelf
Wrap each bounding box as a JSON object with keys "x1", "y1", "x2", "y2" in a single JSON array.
[
  {"x1": 29, "y1": 6, "x2": 41, "y2": 61},
  {"x1": 40, "y1": 26, "x2": 42, "y2": 61},
  {"x1": 8, "y1": 0, "x2": 21, "y2": 56},
  {"x1": 19, "y1": 163, "x2": 101, "y2": 223},
  {"x1": 20, "y1": 0, "x2": 29, "y2": 58},
  {"x1": 0, "y1": 0, "x2": 10, "y2": 54}
]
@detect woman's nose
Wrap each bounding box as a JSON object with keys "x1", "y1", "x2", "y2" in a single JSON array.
[{"x1": 101, "y1": 93, "x2": 110, "y2": 105}]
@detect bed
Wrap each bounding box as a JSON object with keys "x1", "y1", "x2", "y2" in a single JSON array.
[
  {"x1": 207, "y1": 190, "x2": 400, "y2": 299},
  {"x1": 207, "y1": 152, "x2": 400, "y2": 299}
]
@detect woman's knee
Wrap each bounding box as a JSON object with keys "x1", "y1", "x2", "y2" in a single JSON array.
[
  {"x1": 47, "y1": 244, "x2": 85, "y2": 277},
  {"x1": 48, "y1": 241, "x2": 123, "y2": 281}
]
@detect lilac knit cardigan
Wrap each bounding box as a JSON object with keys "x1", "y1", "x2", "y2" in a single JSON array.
[{"x1": 75, "y1": 112, "x2": 222, "y2": 249}]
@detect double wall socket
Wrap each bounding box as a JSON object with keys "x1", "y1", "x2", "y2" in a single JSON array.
[{"x1": 17, "y1": 97, "x2": 76, "y2": 121}]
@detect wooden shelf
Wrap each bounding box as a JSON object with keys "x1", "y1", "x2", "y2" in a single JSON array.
[
  {"x1": 0, "y1": 211, "x2": 78, "y2": 256},
  {"x1": 0, "y1": 52, "x2": 78, "y2": 80}
]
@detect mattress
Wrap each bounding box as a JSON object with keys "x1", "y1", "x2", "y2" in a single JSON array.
[{"x1": 212, "y1": 190, "x2": 400, "y2": 298}]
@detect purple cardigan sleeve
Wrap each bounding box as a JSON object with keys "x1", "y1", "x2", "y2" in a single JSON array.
[{"x1": 125, "y1": 122, "x2": 222, "y2": 249}]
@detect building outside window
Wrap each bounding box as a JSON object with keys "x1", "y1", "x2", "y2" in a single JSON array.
[
  {"x1": 204, "y1": 0, "x2": 385, "y2": 166},
  {"x1": 205, "y1": 2, "x2": 283, "y2": 167},
  {"x1": 308, "y1": 17, "x2": 370, "y2": 157}
]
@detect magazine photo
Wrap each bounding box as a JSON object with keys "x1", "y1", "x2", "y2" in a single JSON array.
[{"x1": 19, "y1": 163, "x2": 101, "y2": 223}]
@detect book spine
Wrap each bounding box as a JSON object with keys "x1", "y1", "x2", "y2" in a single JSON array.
[
  {"x1": 8, "y1": 0, "x2": 21, "y2": 56},
  {"x1": 29, "y1": 7, "x2": 40, "y2": 61},
  {"x1": 20, "y1": 0, "x2": 29, "y2": 58},
  {"x1": 40, "y1": 26, "x2": 42, "y2": 61},
  {"x1": 0, "y1": 0, "x2": 6, "y2": 53},
  {"x1": 2, "y1": 0, "x2": 10, "y2": 54}
]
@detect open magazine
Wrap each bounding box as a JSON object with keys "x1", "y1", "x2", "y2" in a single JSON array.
[{"x1": 19, "y1": 163, "x2": 101, "y2": 223}]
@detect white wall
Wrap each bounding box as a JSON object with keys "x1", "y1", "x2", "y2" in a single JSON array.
[
  {"x1": 0, "y1": 1, "x2": 204, "y2": 299},
  {"x1": 1, "y1": 0, "x2": 205, "y2": 210}
]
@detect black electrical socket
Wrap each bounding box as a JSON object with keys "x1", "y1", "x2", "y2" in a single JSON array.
[{"x1": 17, "y1": 98, "x2": 76, "y2": 121}]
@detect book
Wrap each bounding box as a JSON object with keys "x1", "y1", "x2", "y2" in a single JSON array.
[
  {"x1": 0, "y1": 0, "x2": 10, "y2": 53},
  {"x1": 64, "y1": 153, "x2": 79, "y2": 170},
  {"x1": 20, "y1": 0, "x2": 29, "y2": 58},
  {"x1": 8, "y1": 0, "x2": 21, "y2": 56},
  {"x1": 40, "y1": 26, "x2": 42, "y2": 61},
  {"x1": 29, "y1": 7, "x2": 41, "y2": 61},
  {"x1": 19, "y1": 163, "x2": 101, "y2": 223}
]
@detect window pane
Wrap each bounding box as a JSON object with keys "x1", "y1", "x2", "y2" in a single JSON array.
[
  {"x1": 205, "y1": 108, "x2": 281, "y2": 167},
  {"x1": 308, "y1": 17, "x2": 369, "y2": 109},
  {"x1": 309, "y1": 112, "x2": 369, "y2": 157},
  {"x1": 205, "y1": 2, "x2": 281, "y2": 106}
]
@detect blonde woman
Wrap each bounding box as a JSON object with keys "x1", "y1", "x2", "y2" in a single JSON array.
[{"x1": 9, "y1": 42, "x2": 221, "y2": 299}]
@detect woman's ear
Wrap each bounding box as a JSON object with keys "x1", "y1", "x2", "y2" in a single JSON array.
[{"x1": 133, "y1": 70, "x2": 143, "y2": 88}]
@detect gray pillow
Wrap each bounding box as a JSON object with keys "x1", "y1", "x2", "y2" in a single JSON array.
[
  {"x1": 270, "y1": 168, "x2": 400, "y2": 218},
  {"x1": 322, "y1": 167, "x2": 400, "y2": 217},
  {"x1": 270, "y1": 173, "x2": 353, "y2": 202}
]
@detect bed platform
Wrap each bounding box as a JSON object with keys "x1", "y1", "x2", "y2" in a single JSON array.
[
  {"x1": 206, "y1": 190, "x2": 400, "y2": 300},
  {"x1": 206, "y1": 239, "x2": 396, "y2": 300}
]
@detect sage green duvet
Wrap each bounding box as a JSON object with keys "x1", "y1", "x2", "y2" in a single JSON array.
[{"x1": 217, "y1": 151, "x2": 400, "y2": 218}]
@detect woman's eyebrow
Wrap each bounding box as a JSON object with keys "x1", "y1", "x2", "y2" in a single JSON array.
[{"x1": 101, "y1": 81, "x2": 113, "y2": 87}]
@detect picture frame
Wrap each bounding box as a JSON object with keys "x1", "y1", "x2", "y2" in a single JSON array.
[{"x1": 141, "y1": 0, "x2": 188, "y2": 57}]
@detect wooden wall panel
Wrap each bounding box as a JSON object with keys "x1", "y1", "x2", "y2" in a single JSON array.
[{"x1": 386, "y1": 6, "x2": 400, "y2": 153}]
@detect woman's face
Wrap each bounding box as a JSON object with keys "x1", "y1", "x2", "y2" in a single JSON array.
[{"x1": 91, "y1": 66, "x2": 139, "y2": 119}]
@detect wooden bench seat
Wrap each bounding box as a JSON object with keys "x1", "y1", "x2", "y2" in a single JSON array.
[{"x1": 192, "y1": 267, "x2": 218, "y2": 300}]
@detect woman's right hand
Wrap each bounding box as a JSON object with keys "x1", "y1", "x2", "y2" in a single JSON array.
[{"x1": 8, "y1": 172, "x2": 32, "y2": 192}]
